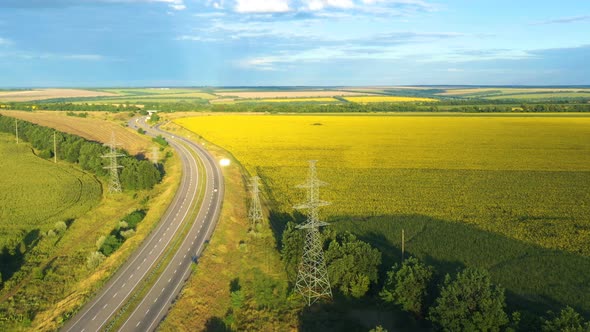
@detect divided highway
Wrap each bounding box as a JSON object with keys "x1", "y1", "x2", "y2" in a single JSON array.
[{"x1": 62, "y1": 117, "x2": 223, "y2": 332}]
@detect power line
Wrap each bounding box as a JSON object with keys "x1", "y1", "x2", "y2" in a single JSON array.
[
  {"x1": 294, "y1": 160, "x2": 332, "y2": 306},
  {"x1": 102, "y1": 132, "x2": 124, "y2": 193}
]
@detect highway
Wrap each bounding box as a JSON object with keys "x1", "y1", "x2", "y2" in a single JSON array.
[{"x1": 62, "y1": 116, "x2": 223, "y2": 332}]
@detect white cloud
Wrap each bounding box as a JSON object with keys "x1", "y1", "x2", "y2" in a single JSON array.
[
  {"x1": 235, "y1": 0, "x2": 290, "y2": 13},
  {"x1": 0, "y1": 37, "x2": 11, "y2": 46},
  {"x1": 304, "y1": 0, "x2": 354, "y2": 11},
  {"x1": 149, "y1": 0, "x2": 186, "y2": 10},
  {"x1": 62, "y1": 54, "x2": 105, "y2": 61}
]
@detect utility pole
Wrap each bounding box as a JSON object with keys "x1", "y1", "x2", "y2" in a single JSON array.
[
  {"x1": 294, "y1": 160, "x2": 332, "y2": 306},
  {"x1": 102, "y1": 132, "x2": 124, "y2": 193},
  {"x1": 53, "y1": 131, "x2": 57, "y2": 163},
  {"x1": 15, "y1": 119, "x2": 18, "y2": 144},
  {"x1": 401, "y1": 229, "x2": 405, "y2": 262},
  {"x1": 248, "y1": 176, "x2": 264, "y2": 232}
]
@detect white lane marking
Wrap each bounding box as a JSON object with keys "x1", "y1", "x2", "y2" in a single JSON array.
[
  {"x1": 116, "y1": 139, "x2": 209, "y2": 332},
  {"x1": 174, "y1": 269, "x2": 177, "y2": 274},
  {"x1": 122, "y1": 283, "x2": 126, "y2": 288},
  {"x1": 113, "y1": 292, "x2": 118, "y2": 298},
  {"x1": 154, "y1": 298, "x2": 158, "y2": 303},
  {"x1": 136, "y1": 321, "x2": 141, "y2": 327},
  {"x1": 162, "y1": 288, "x2": 166, "y2": 293},
  {"x1": 103, "y1": 304, "x2": 108, "y2": 309},
  {"x1": 168, "y1": 278, "x2": 171, "y2": 282},
  {"x1": 92, "y1": 315, "x2": 97, "y2": 321},
  {"x1": 130, "y1": 274, "x2": 134, "y2": 279},
  {"x1": 143, "y1": 258, "x2": 146, "y2": 263},
  {"x1": 149, "y1": 249, "x2": 153, "y2": 255},
  {"x1": 146, "y1": 309, "x2": 150, "y2": 314}
]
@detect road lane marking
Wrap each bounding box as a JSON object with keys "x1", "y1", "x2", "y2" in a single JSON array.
[
  {"x1": 92, "y1": 315, "x2": 97, "y2": 321},
  {"x1": 103, "y1": 304, "x2": 108, "y2": 309},
  {"x1": 136, "y1": 321, "x2": 141, "y2": 327}
]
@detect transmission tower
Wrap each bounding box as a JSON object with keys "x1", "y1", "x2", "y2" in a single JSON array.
[
  {"x1": 102, "y1": 132, "x2": 124, "y2": 193},
  {"x1": 294, "y1": 160, "x2": 332, "y2": 306},
  {"x1": 151, "y1": 146, "x2": 160, "y2": 164},
  {"x1": 248, "y1": 176, "x2": 264, "y2": 231}
]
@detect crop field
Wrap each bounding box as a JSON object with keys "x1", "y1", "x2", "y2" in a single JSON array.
[
  {"x1": 0, "y1": 111, "x2": 153, "y2": 156},
  {"x1": 214, "y1": 90, "x2": 374, "y2": 99},
  {"x1": 176, "y1": 114, "x2": 590, "y2": 315},
  {"x1": 344, "y1": 96, "x2": 438, "y2": 103},
  {"x1": 0, "y1": 134, "x2": 102, "y2": 249},
  {"x1": 244, "y1": 97, "x2": 339, "y2": 103},
  {"x1": 0, "y1": 89, "x2": 116, "y2": 102}
]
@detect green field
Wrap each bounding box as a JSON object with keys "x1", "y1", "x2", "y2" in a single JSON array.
[
  {"x1": 0, "y1": 134, "x2": 101, "y2": 250},
  {"x1": 176, "y1": 114, "x2": 590, "y2": 316}
]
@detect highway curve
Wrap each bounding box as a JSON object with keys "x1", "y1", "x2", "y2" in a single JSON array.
[{"x1": 62, "y1": 117, "x2": 223, "y2": 332}]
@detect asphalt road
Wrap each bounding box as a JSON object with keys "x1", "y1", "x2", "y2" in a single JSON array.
[{"x1": 62, "y1": 117, "x2": 223, "y2": 332}]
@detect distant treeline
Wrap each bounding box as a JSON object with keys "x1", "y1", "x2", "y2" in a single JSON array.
[
  {"x1": 2, "y1": 100, "x2": 590, "y2": 113},
  {"x1": 0, "y1": 115, "x2": 162, "y2": 191}
]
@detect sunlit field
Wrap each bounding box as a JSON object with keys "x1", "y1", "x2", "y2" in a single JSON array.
[
  {"x1": 344, "y1": 96, "x2": 438, "y2": 103},
  {"x1": 176, "y1": 114, "x2": 590, "y2": 314}
]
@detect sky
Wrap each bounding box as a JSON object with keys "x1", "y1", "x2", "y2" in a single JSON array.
[{"x1": 0, "y1": 0, "x2": 589, "y2": 87}]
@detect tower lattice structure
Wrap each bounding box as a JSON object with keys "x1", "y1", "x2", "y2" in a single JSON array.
[
  {"x1": 248, "y1": 176, "x2": 264, "y2": 230},
  {"x1": 102, "y1": 132, "x2": 124, "y2": 193},
  {"x1": 294, "y1": 160, "x2": 332, "y2": 305}
]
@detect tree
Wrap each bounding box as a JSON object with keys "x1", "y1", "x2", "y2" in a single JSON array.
[
  {"x1": 280, "y1": 221, "x2": 303, "y2": 283},
  {"x1": 429, "y1": 268, "x2": 508, "y2": 332},
  {"x1": 324, "y1": 232, "x2": 382, "y2": 298},
  {"x1": 542, "y1": 306, "x2": 590, "y2": 332},
  {"x1": 380, "y1": 257, "x2": 434, "y2": 317}
]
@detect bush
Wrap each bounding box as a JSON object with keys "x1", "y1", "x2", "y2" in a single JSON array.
[
  {"x1": 96, "y1": 235, "x2": 106, "y2": 250},
  {"x1": 120, "y1": 229, "x2": 135, "y2": 239},
  {"x1": 324, "y1": 232, "x2": 382, "y2": 298},
  {"x1": 54, "y1": 221, "x2": 67, "y2": 234},
  {"x1": 100, "y1": 235, "x2": 123, "y2": 256},
  {"x1": 380, "y1": 257, "x2": 434, "y2": 317},
  {"x1": 122, "y1": 210, "x2": 146, "y2": 229},
  {"x1": 429, "y1": 268, "x2": 508, "y2": 331},
  {"x1": 87, "y1": 251, "x2": 105, "y2": 269},
  {"x1": 542, "y1": 306, "x2": 590, "y2": 332}
]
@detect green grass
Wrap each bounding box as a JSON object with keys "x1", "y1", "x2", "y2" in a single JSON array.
[
  {"x1": 176, "y1": 114, "x2": 590, "y2": 317},
  {"x1": 0, "y1": 134, "x2": 101, "y2": 249}
]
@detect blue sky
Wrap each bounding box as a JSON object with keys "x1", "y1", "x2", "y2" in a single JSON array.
[{"x1": 0, "y1": 0, "x2": 588, "y2": 87}]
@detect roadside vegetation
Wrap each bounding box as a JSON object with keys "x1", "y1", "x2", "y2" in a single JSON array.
[{"x1": 0, "y1": 114, "x2": 180, "y2": 331}]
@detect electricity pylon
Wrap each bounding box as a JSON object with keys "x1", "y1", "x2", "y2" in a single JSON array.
[
  {"x1": 294, "y1": 160, "x2": 332, "y2": 306},
  {"x1": 248, "y1": 176, "x2": 264, "y2": 231},
  {"x1": 102, "y1": 132, "x2": 124, "y2": 193},
  {"x1": 151, "y1": 146, "x2": 160, "y2": 164}
]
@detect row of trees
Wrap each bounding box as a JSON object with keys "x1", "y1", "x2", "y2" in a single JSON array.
[
  {"x1": 280, "y1": 223, "x2": 590, "y2": 331},
  {"x1": 0, "y1": 115, "x2": 162, "y2": 191},
  {"x1": 3, "y1": 99, "x2": 590, "y2": 114}
]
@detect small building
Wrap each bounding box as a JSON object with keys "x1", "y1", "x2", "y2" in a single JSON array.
[{"x1": 147, "y1": 110, "x2": 158, "y2": 116}]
